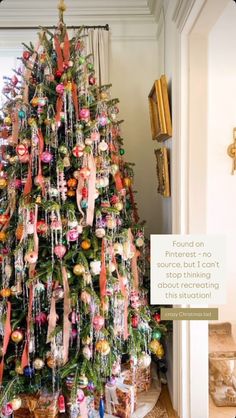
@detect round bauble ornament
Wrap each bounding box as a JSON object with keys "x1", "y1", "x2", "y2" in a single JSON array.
[
  {"x1": 95, "y1": 339, "x2": 110, "y2": 355},
  {"x1": 153, "y1": 313, "x2": 161, "y2": 323},
  {"x1": 156, "y1": 344, "x2": 165, "y2": 359},
  {"x1": 95, "y1": 228, "x2": 106, "y2": 238},
  {"x1": 79, "y1": 108, "x2": 90, "y2": 121},
  {"x1": 18, "y1": 110, "x2": 26, "y2": 119},
  {"x1": 90, "y1": 260, "x2": 101, "y2": 275},
  {"x1": 81, "y1": 199, "x2": 88, "y2": 209},
  {"x1": 58, "y1": 145, "x2": 68, "y2": 155},
  {"x1": 81, "y1": 239, "x2": 91, "y2": 250},
  {"x1": 4, "y1": 116, "x2": 12, "y2": 126},
  {"x1": 80, "y1": 291, "x2": 91, "y2": 304},
  {"x1": 36, "y1": 220, "x2": 48, "y2": 235},
  {"x1": 23, "y1": 50, "x2": 31, "y2": 60},
  {"x1": 72, "y1": 144, "x2": 84, "y2": 158},
  {"x1": 11, "y1": 329, "x2": 24, "y2": 343},
  {"x1": 67, "y1": 189, "x2": 76, "y2": 197},
  {"x1": 82, "y1": 345, "x2": 92, "y2": 360},
  {"x1": 41, "y1": 150, "x2": 53, "y2": 163},
  {"x1": 93, "y1": 315, "x2": 105, "y2": 331},
  {"x1": 114, "y1": 202, "x2": 123, "y2": 211},
  {"x1": 24, "y1": 251, "x2": 38, "y2": 264},
  {"x1": 119, "y1": 148, "x2": 125, "y2": 156},
  {"x1": 152, "y1": 329, "x2": 162, "y2": 341},
  {"x1": 138, "y1": 352, "x2": 151, "y2": 369},
  {"x1": 24, "y1": 365, "x2": 35, "y2": 378},
  {"x1": 54, "y1": 244, "x2": 67, "y2": 259},
  {"x1": 33, "y1": 358, "x2": 45, "y2": 370},
  {"x1": 78, "y1": 374, "x2": 88, "y2": 388},
  {"x1": 131, "y1": 315, "x2": 139, "y2": 329},
  {"x1": 16, "y1": 143, "x2": 28, "y2": 157},
  {"x1": 98, "y1": 140, "x2": 108, "y2": 152},
  {"x1": 100, "y1": 91, "x2": 109, "y2": 101},
  {"x1": 52, "y1": 286, "x2": 64, "y2": 300},
  {"x1": 67, "y1": 178, "x2": 77, "y2": 188},
  {"x1": 99, "y1": 115, "x2": 108, "y2": 126},
  {"x1": 2, "y1": 403, "x2": 13, "y2": 416},
  {"x1": 77, "y1": 389, "x2": 85, "y2": 403},
  {"x1": 10, "y1": 397, "x2": 22, "y2": 411},
  {"x1": 85, "y1": 137, "x2": 93, "y2": 146},
  {"x1": 35, "y1": 312, "x2": 47, "y2": 325},
  {"x1": 56, "y1": 83, "x2": 65, "y2": 95},
  {"x1": 89, "y1": 75, "x2": 96, "y2": 85},
  {"x1": 0, "y1": 178, "x2": 7, "y2": 189},
  {"x1": 73, "y1": 264, "x2": 85, "y2": 276},
  {"x1": 67, "y1": 228, "x2": 79, "y2": 242},
  {"x1": 15, "y1": 364, "x2": 24, "y2": 375},
  {"x1": 1, "y1": 288, "x2": 11, "y2": 298},
  {"x1": 91, "y1": 131, "x2": 100, "y2": 142},
  {"x1": 0, "y1": 214, "x2": 9, "y2": 226},
  {"x1": 149, "y1": 339, "x2": 160, "y2": 354},
  {"x1": 46, "y1": 356, "x2": 57, "y2": 369}
]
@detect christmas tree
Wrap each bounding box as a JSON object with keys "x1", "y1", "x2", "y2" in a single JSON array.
[{"x1": 0, "y1": 1, "x2": 167, "y2": 416}]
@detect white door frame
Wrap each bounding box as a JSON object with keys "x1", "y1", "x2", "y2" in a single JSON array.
[{"x1": 171, "y1": 0, "x2": 230, "y2": 417}]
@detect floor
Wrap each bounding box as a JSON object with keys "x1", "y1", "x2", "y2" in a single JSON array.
[
  {"x1": 157, "y1": 385, "x2": 178, "y2": 418},
  {"x1": 209, "y1": 396, "x2": 236, "y2": 418}
]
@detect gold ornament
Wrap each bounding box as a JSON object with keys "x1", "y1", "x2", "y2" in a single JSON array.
[
  {"x1": 149, "y1": 339, "x2": 160, "y2": 354},
  {"x1": 46, "y1": 356, "x2": 56, "y2": 369},
  {"x1": 73, "y1": 264, "x2": 85, "y2": 276},
  {"x1": 0, "y1": 231, "x2": 7, "y2": 242},
  {"x1": 82, "y1": 336, "x2": 92, "y2": 345},
  {"x1": 11, "y1": 329, "x2": 24, "y2": 343},
  {"x1": 81, "y1": 239, "x2": 91, "y2": 250},
  {"x1": 156, "y1": 344, "x2": 165, "y2": 359},
  {"x1": 33, "y1": 358, "x2": 45, "y2": 370},
  {"x1": 15, "y1": 364, "x2": 24, "y2": 375},
  {"x1": 123, "y1": 177, "x2": 132, "y2": 188},
  {"x1": 0, "y1": 178, "x2": 7, "y2": 189},
  {"x1": 4, "y1": 116, "x2": 12, "y2": 126},
  {"x1": 96, "y1": 339, "x2": 110, "y2": 355},
  {"x1": 1, "y1": 288, "x2": 11, "y2": 298}
]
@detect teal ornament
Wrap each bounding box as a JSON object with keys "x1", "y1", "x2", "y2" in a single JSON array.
[
  {"x1": 81, "y1": 199, "x2": 88, "y2": 209},
  {"x1": 18, "y1": 110, "x2": 26, "y2": 119},
  {"x1": 119, "y1": 148, "x2": 125, "y2": 156},
  {"x1": 152, "y1": 329, "x2": 162, "y2": 340}
]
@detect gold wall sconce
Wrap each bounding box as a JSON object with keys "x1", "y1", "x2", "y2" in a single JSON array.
[{"x1": 227, "y1": 128, "x2": 236, "y2": 174}]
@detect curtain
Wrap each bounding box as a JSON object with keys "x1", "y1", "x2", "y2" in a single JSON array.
[{"x1": 83, "y1": 28, "x2": 109, "y2": 86}]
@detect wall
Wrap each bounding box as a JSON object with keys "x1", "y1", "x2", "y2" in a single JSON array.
[{"x1": 208, "y1": 0, "x2": 236, "y2": 322}]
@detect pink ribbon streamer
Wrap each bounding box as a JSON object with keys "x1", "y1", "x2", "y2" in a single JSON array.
[
  {"x1": 128, "y1": 229, "x2": 139, "y2": 290},
  {"x1": 86, "y1": 154, "x2": 96, "y2": 226},
  {"x1": 79, "y1": 398, "x2": 88, "y2": 418},
  {"x1": 61, "y1": 266, "x2": 71, "y2": 364},
  {"x1": 0, "y1": 302, "x2": 11, "y2": 384}
]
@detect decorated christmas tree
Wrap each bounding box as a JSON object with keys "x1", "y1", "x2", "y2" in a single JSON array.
[{"x1": 0, "y1": 1, "x2": 167, "y2": 416}]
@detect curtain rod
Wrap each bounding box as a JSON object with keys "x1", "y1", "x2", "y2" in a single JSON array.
[{"x1": 0, "y1": 24, "x2": 110, "y2": 31}]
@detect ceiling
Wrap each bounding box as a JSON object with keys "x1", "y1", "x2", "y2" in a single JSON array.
[{"x1": 0, "y1": 0, "x2": 163, "y2": 27}]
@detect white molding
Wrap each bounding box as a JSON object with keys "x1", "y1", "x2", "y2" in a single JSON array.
[
  {"x1": 172, "y1": 0, "x2": 197, "y2": 31},
  {"x1": 147, "y1": 0, "x2": 164, "y2": 22}
]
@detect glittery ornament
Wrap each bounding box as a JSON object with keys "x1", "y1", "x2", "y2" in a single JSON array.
[
  {"x1": 95, "y1": 339, "x2": 110, "y2": 356},
  {"x1": 11, "y1": 329, "x2": 24, "y2": 343},
  {"x1": 149, "y1": 339, "x2": 160, "y2": 353},
  {"x1": 138, "y1": 352, "x2": 151, "y2": 369},
  {"x1": 41, "y1": 150, "x2": 53, "y2": 163},
  {"x1": 33, "y1": 358, "x2": 45, "y2": 370},
  {"x1": 56, "y1": 83, "x2": 65, "y2": 94},
  {"x1": 24, "y1": 365, "x2": 35, "y2": 378},
  {"x1": 79, "y1": 108, "x2": 90, "y2": 121},
  {"x1": 73, "y1": 264, "x2": 85, "y2": 276},
  {"x1": 152, "y1": 329, "x2": 162, "y2": 340},
  {"x1": 67, "y1": 228, "x2": 79, "y2": 242},
  {"x1": 54, "y1": 244, "x2": 67, "y2": 259},
  {"x1": 95, "y1": 228, "x2": 106, "y2": 238}
]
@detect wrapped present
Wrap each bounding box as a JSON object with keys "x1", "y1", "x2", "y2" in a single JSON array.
[
  {"x1": 121, "y1": 362, "x2": 151, "y2": 393},
  {"x1": 105, "y1": 380, "x2": 136, "y2": 418},
  {"x1": 34, "y1": 392, "x2": 58, "y2": 418},
  {"x1": 69, "y1": 396, "x2": 95, "y2": 418}
]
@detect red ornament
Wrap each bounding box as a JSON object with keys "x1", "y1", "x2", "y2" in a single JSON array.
[
  {"x1": 58, "y1": 395, "x2": 65, "y2": 413},
  {"x1": 89, "y1": 75, "x2": 96, "y2": 85},
  {"x1": 16, "y1": 144, "x2": 28, "y2": 157},
  {"x1": 36, "y1": 220, "x2": 48, "y2": 235},
  {"x1": 153, "y1": 313, "x2": 161, "y2": 323},
  {"x1": 72, "y1": 145, "x2": 84, "y2": 158},
  {"x1": 131, "y1": 315, "x2": 139, "y2": 328},
  {"x1": 23, "y1": 51, "x2": 31, "y2": 60},
  {"x1": 55, "y1": 69, "x2": 63, "y2": 79},
  {"x1": 35, "y1": 312, "x2": 48, "y2": 325},
  {"x1": 82, "y1": 187, "x2": 88, "y2": 198}
]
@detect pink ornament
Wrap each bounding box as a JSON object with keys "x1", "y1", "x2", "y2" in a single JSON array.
[
  {"x1": 99, "y1": 115, "x2": 108, "y2": 126},
  {"x1": 72, "y1": 145, "x2": 84, "y2": 158},
  {"x1": 67, "y1": 228, "x2": 79, "y2": 242},
  {"x1": 80, "y1": 291, "x2": 91, "y2": 304},
  {"x1": 16, "y1": 144, "x2": 28, "y2": 157},
  {"x1": 91, "y1": 131, "x2": 100, "y2": 141},
  {"x1": 77, "y1": 389, "x2": 85, "y2": 403},
  {"x1": 54, "y1": 244, "x2": 67, "y2": 259},
  {"x1": 93, "y1": 315, "x2": 105, "y2": 331},
  {"x1": 71, "y1": 328, "x2": 77, "y2": 339},
  {"x1": 11, "y1": 75, "x2": 18, "y2": 86},
  {"x1": 51, "y1": 220, "x2": 62, "y2": 230},
  {"x1": 24, "y1": 251, "x2": 38, "y2": 264},
  {"x1": 89, "y1": 75, "x2": 96, "y2": 85},
  {"x1": 56, "y1": 83, "x2": 65, "y2": 95},
  {"x1": 41, "y1": 151, "x2": 53, "y2": 163},
  {"x1": 2, "y1": 403, "x2": 13, "y2": 416},
  {"x1": 35, "y1": 312, "x2": 48, "y2": 325},
  {"x1": 79, "y1": 108, "x2": 90, "y2": 121},
  {"x1": 34, "y1": 174, "x2": 45, "y2": 187}
]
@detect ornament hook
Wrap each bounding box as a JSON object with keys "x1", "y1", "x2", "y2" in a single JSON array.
[{"x1": 58, "y1": 0, "x2": 66, "y2": 22}]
